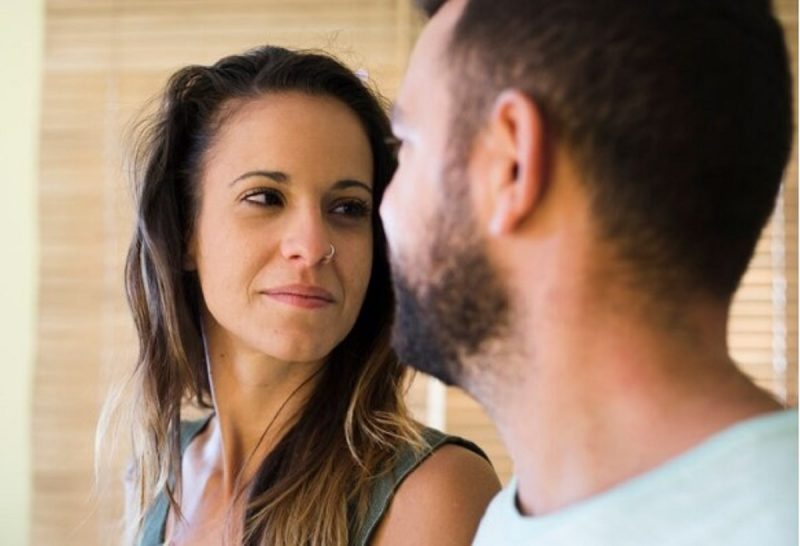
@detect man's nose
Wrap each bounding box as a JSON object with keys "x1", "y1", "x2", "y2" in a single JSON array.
[{"x1": 379, "y1": 174, "x2": 398, "y2": 242}]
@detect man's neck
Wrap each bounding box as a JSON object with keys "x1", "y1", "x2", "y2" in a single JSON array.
[{"x1": 483, "y1": 299, "x2": 782, "y2": 517}]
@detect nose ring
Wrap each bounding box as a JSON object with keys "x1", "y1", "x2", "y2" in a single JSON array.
[{"x1": 322, "y1": 243, "x2": 336, "y2": 264}]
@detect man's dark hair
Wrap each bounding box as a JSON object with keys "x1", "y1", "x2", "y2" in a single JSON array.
[{"x1": 421, "y1": 0, "x2": 793, "y2": 301}]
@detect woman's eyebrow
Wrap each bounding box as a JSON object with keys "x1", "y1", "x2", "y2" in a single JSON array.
[
  {"x1": 230, "y1": 171, "x2": 372, "y2": 195},
  {"x1": 332, "y1": 179, "x2": 373, "y2": 194},
  {"x1": 229, "y1": 170, "x2": 289, "y2": 186}
]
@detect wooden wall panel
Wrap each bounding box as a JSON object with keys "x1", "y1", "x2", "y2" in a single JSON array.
[{"x1": 777, "y1": 0, "x2": 798, "y2": 405}]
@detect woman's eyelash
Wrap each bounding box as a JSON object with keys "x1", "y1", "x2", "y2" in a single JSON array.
[
  {"x1": 331, "y1": 199, "x2": 372, "y2": 218},
  {"x1": 242, "y1": 190, "x2": 370, "y2": 218},
  {"x1": 243, "y1": 188, "x2": 284, "y2": 206}
]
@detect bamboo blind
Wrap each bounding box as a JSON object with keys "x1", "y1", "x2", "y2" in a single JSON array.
[{"x1": 34, "y1": 1, "x2": 796, "y2": 545}]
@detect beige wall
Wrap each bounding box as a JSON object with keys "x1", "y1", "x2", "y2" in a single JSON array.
[{"x1": 0, "y1": 0, "x2": 43, "y2": 544}]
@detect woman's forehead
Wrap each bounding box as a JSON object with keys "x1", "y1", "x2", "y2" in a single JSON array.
[{"x1": 202, "y1": 93, "x2": 375, "y2": 191}]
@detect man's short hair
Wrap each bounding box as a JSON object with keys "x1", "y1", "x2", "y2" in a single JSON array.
[{"x1": 422, "y1": 0, "x2": 793, "y2": 301}]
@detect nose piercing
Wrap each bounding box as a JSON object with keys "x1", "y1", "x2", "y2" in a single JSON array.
[{"x1": 322, "y1": 243, "x2": 336, "y2": 264}]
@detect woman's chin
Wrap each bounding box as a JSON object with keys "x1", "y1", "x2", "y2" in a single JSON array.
[{"x1": 256, "y1": 339, "x2": 335, "y2": 365}]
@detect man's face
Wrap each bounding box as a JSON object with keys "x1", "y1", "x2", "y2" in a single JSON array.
[{"x1": 380, "y1": 0, "x2": 510, "y2": 389}]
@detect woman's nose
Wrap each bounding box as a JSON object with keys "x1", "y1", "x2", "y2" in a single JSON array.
[{"x1": 279, "y1": 209, "x2": 332, "y2": 267}]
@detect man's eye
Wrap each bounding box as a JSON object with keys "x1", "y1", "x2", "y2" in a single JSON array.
[
  {"x1": 243, "y1": 188, "x2": 284, "y2": 207},
  {"x1": 331, "y1": 199, "x2": 372, "y2": 218},
  {"x1": 385, "y1": 136, "x2": 402, "y2": 156}
]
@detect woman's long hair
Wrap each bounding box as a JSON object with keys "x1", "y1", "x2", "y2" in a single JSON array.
[{"x1": 103, "y1": 46, "x2": 420, "y2": 545}]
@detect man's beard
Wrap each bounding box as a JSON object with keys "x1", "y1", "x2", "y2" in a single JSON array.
[{"x1": 388, "y1": 164, "x2": 511, "y2": 389}]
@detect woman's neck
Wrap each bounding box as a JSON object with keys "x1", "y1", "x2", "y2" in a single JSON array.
[{"x1": 203, "y1": 334, "x2": 324, "y2": 496}]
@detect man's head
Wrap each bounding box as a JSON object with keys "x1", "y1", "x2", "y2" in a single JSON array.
[{"x1": 380, "y1": 0, "x2": 792, "y2": 389}]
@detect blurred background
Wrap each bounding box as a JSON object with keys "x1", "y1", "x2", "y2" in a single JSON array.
[{"x1": 0, "y1": 0, "x2": 796, "y2": 545}]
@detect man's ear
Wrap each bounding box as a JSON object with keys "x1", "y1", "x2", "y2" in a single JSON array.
[{"x1": 480, "y1": 89, "x2": 549, "y2": 236}]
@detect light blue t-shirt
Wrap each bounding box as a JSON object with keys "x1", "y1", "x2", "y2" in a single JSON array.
[{"x1": 473, "y1": 410, "x2": 798, "y2": 546}]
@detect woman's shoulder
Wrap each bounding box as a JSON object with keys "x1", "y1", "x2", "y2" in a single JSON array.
[
  {"x1": 384, "y1": 426, "x2": 493, "y2": 485},
  {"x1": 179, "y1": 414, "x2": 214, "y2": 450},
  {"x1": 368, "y1": 426, "x2": 501, "y2": 546},
  {"x1": 417, "y1": 426, "x2": 490, "y2": 461}
]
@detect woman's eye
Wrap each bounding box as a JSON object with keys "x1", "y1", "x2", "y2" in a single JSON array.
[
  {"x1": 243, "y1": 188, "x2": 284, "y2": 207},
  {"x1": 331, "y1": 199, "x2": 372, "y2": 219}
]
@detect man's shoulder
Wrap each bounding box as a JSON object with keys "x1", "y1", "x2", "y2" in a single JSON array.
[
  {"x1": 708, "y1": 409, "x2": 796, "y2": 481},
  {"x1": 685, "y1": 411, "x2": 797, "y2": 544},
  {"x1": 471, "y1": 481, "x2": 522, "y2": 546},
  {"x1": 472, "y1": 411, "x2": 798, "y2": 546}
]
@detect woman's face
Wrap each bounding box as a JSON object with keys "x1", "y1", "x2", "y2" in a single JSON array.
[{"x1": 187, "y1": 92, "x2": 375, "y2": 363}]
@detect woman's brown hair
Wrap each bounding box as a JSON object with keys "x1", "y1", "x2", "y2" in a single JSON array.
[{"x1": 103, "y1": 46, "x2": 420, "y2": 545}]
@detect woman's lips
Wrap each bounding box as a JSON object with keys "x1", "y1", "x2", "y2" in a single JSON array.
[{"x1": 262, "y1": 284, "x2": 335, "y2": 309}]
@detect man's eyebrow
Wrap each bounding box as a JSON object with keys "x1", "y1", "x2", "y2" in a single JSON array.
[{"x1": 229, "y1": 170, "x2": 289, "y2": 186}]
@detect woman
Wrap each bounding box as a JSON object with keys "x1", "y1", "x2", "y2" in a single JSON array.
[{"x1": 110, "y1": 46, "x2": 499, "y2": 545}]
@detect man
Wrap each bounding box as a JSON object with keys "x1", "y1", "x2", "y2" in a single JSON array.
[{"x1": 380, "y1": 0, "x2": 798, "y2": 544}]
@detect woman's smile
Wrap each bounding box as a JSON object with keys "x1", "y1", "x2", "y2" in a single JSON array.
[{"x1": 262, "y1": 283, "x2": 336, "y2": 309}]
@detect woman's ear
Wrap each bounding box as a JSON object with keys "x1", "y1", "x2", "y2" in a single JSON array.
[
  {"x1": 482, "y1": 89, "x2": 549, "y2": 236},
  {"x1": 184, "y1": 234, "x2": 198, "y2": 271}
]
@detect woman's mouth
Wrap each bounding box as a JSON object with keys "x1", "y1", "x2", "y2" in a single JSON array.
[{"x1": 262, "y1": 284, "x2": 335, "y2": 309}]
